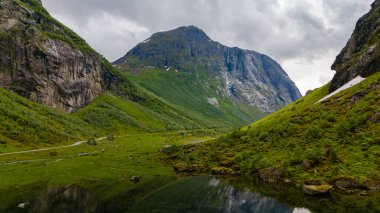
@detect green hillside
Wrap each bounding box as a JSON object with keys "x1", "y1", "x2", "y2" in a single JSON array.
[
  {"x1": 0, "y1": 87, "x2": 93, "y2": 151},
  {"x1": 73, "y1": 92, "x2": 204, "y2": 134},
  {"x1": 126, "y1": 68, "x2": 266, "y2": 131},
  {"x1": 0, "y1": 0, "x2": 265, "y2": 152},
  {"x1": 169, "y1": 72, "x2": 380, "y2": 185},
  {"x1": 0, "y1": 84, "x2": 213, "y2": 152}
]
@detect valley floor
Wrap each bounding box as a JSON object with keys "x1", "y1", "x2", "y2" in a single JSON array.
[{"x1": 0, "y1": 131, "x2": 215, "y2": 189}]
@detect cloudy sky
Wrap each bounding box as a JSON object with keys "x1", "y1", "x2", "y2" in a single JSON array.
[{"x1": 42, "y1": 0, "x2": 373, "y2": 94}]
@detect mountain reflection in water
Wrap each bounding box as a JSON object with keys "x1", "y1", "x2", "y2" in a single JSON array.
[{"x1": 5, "y1": 176, "x2": 310, "y2": 213}]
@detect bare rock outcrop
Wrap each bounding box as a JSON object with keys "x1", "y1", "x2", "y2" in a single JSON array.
[{"x1": 0, "y1": 0, "x2": 119, "y2": 112}]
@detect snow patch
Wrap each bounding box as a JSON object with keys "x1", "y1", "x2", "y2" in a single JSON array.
[
  {"x1": 142, "y1": 39, "x2": 150, "y2": 43},
  {"x1": 166, "y1": 67, "x2": 171, "y2": 71},
  {"x1": 318, "y1": 76, "x2": 365, "y2": 103},
  {"x1": 207, "y1": 97, "x2": 219, "y2": 108}
]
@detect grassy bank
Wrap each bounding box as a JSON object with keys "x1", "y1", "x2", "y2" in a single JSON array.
[{"x1": 167, "y1": 72, "x2": 380, "y2": 186}]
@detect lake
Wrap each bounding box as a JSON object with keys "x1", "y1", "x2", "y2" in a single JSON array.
[{"x1": 1, "y1": 176, "x2": 378, "y2": 212}]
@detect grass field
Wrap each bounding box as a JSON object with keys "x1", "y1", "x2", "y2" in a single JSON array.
[{"x1": 0, "y1": 131, "x2": 215, "y2": 189}]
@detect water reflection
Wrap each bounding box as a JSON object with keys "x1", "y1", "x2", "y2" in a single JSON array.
[{"x1": 3, "y1": 176, "x2": 309, "y2": 213}]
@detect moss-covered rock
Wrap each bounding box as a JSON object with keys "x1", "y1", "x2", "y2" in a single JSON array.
[{"x1": 303, "y1": 184, "x2": 333, "y2": 195}]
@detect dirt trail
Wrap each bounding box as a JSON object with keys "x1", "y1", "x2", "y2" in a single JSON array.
[
  {"x1": 0, "y1": 137, "x2": 107, "y2": 156},
  {"x1": 0, "y1": 131, "x2": 215, "y2": 157}
]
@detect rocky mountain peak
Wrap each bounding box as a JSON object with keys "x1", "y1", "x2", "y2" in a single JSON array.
[
  {"x1": 153, "y1": 25, "x2": 211, "y2": 42},
  {"x1": 115, "y1": 26, "x2": 301, "y2": 113}
]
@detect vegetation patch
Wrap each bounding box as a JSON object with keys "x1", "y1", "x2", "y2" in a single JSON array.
[{"x1": 167, "y1": 72, "x2": 380, "y2": 186}]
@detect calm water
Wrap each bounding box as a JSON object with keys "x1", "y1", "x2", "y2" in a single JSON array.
[{"x1": 1, "y1": 176, "x2": 378, "y2": 213}]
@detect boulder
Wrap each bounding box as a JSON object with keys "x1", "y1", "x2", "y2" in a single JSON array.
[
  {"x1": 304, "y1": 179, "x2": 322, "y2": 186},
  {"x1": 130, "y1": 176, "x2": 141, "y2": 182},
  {"x1": 173, "y1": 163, "x2": 202, "y2": 173},
  {"x1": 329, "y1": 177, "x2": 364, "y2": 190},
  {"x1": 303, "y1": 184, "x2": 333, "y2": 196},
  {"x1": 211, "y1": 167, "x2": 235, "y2": 175}
]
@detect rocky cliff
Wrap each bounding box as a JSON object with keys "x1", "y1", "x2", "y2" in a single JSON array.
[
  {"x1": 330, "y1": 0, "x2": 380, "y2": 92},
  {"x1": 0, "y1": 0, "x2": 118, "y2": 112},
  {"x1": 115, "y1": 26, "x2": 301, "y2": 113}
]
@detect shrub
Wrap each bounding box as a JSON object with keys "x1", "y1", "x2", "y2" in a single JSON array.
[
  {"x1": 162, "y1": 144, "x2": 180, "y2": 155},
  {"x1": 326, "y1": 114, "x2": 337, "y2": 122},
  {"x1": 305, "y1": 149, "x2": 324, "y2": 165},
  {"x1": 335, "y1": 120, "x2": 350, "y2": 138},
  {"x1": 328, "y1": 149, "x2": 338, "y2": 163},
  {"x1": 87, "y1": 138, "x2": 97, "y2": 146},
  {"x1": 306, "y1": 125, "x2": 323, "y2": 139},
  {"x1": 258, "y1": 131, "x2": 269, "y2": 141}
]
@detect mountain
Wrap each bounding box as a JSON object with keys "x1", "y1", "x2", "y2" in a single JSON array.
[
  {"x1": 0, "y1": 0, "x2": 121, "y2": 113},
  {"x1": 114, "y1": 26, "x2": 301, "y2": 114},
  {"x1": 0, "y1": 0, "x2": 224, "y2": 148},
  {"x1": 330, "y1": 1, "x2": 380, "y2": 92},
  {"x1": 0, "y1": 0, "x2": 279, "y2": 148},
  {"x1": 169, "y1": 2, "x2": 380, "y2": 189}
]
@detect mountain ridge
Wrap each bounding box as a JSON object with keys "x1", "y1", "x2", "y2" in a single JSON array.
[{"x1": 115, "y1": 25, "x2": 301, "y2": 113}]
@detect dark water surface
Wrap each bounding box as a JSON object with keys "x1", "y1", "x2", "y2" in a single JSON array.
[{"x1": 1, "y1": 176, "x2": 379, "y2": 213}]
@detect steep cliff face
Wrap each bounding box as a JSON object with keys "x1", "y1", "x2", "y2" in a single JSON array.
[
  {"x1": 0, "y1": 0, "x2": 118, "y2": 112},
  {"x1": 330, "y1": 0, "x2": 380, "y2": 92},
  {"x1": 114, "y1": 26, "x2": 301, "y2": 113}
]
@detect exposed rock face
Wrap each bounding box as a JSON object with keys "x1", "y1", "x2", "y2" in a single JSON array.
[
  {"x1": 114, "y1": 26, "x2": 301, "y2": 113},
  {"x1": 0, "y1": 0, "x2": 118, "y2": 112},
  {"x1": 330, "y1": 0, "x2": 380, "y2": 92}
]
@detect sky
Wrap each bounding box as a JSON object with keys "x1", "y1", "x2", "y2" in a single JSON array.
[{"x1": 42, "y1": 0, "x2": 373, "y2": 95}]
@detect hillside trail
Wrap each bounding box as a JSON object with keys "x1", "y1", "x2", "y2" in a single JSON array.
[
  {"x1": 0, "y1": 137, "x2": 107, "y2": 156},
  {"x1": 0, "y1": 131, "x2": 214, "y2": 156}
]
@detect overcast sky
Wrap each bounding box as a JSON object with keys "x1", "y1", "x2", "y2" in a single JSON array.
[{"x1": 42, "y1": 0, "x2": 373, "y2": 95}]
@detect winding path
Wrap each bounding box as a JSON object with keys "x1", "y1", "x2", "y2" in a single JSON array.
[
  {"x1": 0, "y1": 137, "x2": 107, "y2": 156},
  {"x1": 0, "y1": 131, "x2": 215, "y2": 157}
]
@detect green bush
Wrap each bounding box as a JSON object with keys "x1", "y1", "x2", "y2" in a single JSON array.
[
  {"x1": 305, "y1": 149, "x2": 324, "y2": 165},
  {"x1": 305, "y1": 125, "x2": 323, "y2": 139},
  {"x1": 162, "y1": 144, "x2": 180, "y2": 155},
  {"x1": 87, "y1": 138, "x2": 97, "y2": 146},
  {"x1": 326, "y1": 114, "x2": 337, "y2": 122}
]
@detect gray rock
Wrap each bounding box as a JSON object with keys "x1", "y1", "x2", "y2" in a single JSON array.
[
  {"x1": 330, "y1": 0, "x2": 380, "y2": 92},
  {"x1": 0, "y1": 0, "x2": 119, "y2": 113}
]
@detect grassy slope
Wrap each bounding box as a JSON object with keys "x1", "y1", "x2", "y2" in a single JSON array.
[
  {"x1": 170, "y1": 72, "x2": 380, "y2": 183},
  {"x1": 127, "y1": 68, "x2": 265, "y2": 131},
  {"x1": 0, "y1": 87, "x2": 95, "y2": 151},
  {"x1": 73, "y1": 91, "x2": 213, "y2": 134},
  {"x1": 0, "y1": 0, "x2": 228, "y2": 151},
  {"x1": 0, "y1": 86, "x2": 217, "y2": 152}
]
